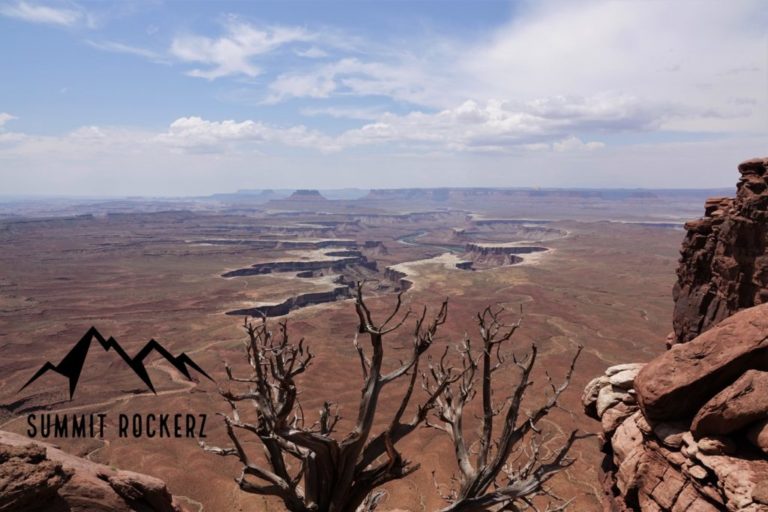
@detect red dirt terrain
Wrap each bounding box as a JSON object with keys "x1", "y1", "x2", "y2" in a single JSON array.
[{"x1": 0, "y1": 190, "x2": 706, "y2": 510}]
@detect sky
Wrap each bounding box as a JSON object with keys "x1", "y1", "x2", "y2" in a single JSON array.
[{"x1": 0, "y1": 0, "x2": 766, "y2": 196}]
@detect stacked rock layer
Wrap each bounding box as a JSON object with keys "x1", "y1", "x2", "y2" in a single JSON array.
[
  {"x1": 673, "y1": 158, "x2": 768, "y2": 344},
  {"x1": 587, "y1": 158, "x2": 768, "y2": 511},
  {"x1": 585, "y1": 305, "x2": 768, "y2": 511}
]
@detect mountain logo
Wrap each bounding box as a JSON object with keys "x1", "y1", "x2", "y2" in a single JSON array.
[{"x1": 19, "y1": 327, "x2": 213, "y2": 399}]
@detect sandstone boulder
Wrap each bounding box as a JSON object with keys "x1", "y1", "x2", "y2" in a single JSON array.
[
  {"x1": 692, "y1": 370, "x2": 768, "y2": 436},
  {"x1": 609, "y1": 365, "x2": 643, "y2": 389},
  {"x1": 602, "y1": 402, "x2": 637, "y2": 434},
  {"x1": 0, "y1": 431, "x2": 184, "y2": 512},
  {"x1": 0, "y1": 443, "x2": 72, "y2": 512},
  {"x1": 606, "y1": 363, "x2": 645, "y2": 377},
  {"x1": 635, "y1": 304, "x2": 768, "y2": 421},
  {"x1": 588, "y1": 157, "x2": 768, "y2": 512},
  {"x1": 597, "y1": 385, "x2": 627, "y2": 417}
]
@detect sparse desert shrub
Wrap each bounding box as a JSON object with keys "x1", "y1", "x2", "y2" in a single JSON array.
[{"x1": 201, "y1": 283, "x2": 582, "y2": 512}]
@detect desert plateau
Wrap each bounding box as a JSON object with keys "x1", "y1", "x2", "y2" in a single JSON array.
[
  {"x1": 2, "y1": 1, "x2": 767, "y2": 510},
  {"x1": 0, "y1": 185, "x2": 716, "y2": 510}
]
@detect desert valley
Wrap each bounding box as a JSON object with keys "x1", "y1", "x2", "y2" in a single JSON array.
[
  {"x1": 3, "y1": 0, "x2": 767, "y2": 509},
  {"x1": 0, "y1": 184, "x2": 722, "y2": 511}
]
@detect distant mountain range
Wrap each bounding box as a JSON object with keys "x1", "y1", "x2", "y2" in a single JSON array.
[{"x1": 205, "y1": 187, "x2": 735, "y2": 203}]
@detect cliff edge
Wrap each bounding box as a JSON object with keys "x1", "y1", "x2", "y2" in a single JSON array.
[
  {"x1": 673, "y1": 158, "x2": 768, "y2": 344},
  {"x1": 585, "y1": 157, "x2": 768, "y2": 511}
]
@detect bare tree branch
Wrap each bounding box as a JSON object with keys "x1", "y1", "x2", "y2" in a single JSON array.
[
  {"x1": 426, "y1": 306, "x2": 584, "y2": 512},
  {"x1": 204, "y1": 283, "x2": 457, "y2": 512},
  {"x1": 204, "y1": 287, "x2": 583, "y2": 512}
]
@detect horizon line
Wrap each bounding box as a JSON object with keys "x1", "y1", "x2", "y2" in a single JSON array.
[{"x1": 0, "y1": 185, "x2": 737, "y2": 201}]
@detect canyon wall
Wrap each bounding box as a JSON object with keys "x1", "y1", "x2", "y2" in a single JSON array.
[
  {"x1": 586, "y1": 157, "x2": 768, "y2": 511},
  {"x1": 672, "y1": 158, "x2": 768, "y2": 344}
]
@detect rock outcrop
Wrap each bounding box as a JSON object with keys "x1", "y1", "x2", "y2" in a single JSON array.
[
  {"x1": 672, "y1": 158, "x2": 768, "y2": 344},
  {"x1": 585, "y1": 344, "x2": 768, "y2": 511},
  {"x1": 586, "y1": 157, "x2": 768, "y2": 512},
  {"x1": 634, "y1": 305, "x2": 768, "y2": 421},
  {"x1": 0, "y1": 430, "x2": 185, "y2": 512}
]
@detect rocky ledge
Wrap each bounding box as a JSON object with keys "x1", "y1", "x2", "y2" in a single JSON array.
[
  {"x1": 0, "y1": 430, "x2": 185, "y2": 512},
  {"x1": 585, "y1": 301, "x2": 768, "y2": 512}
]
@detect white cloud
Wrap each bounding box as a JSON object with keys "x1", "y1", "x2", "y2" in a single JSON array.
[
  {"x1": 162, "y1": 100, "x2": 616, "y2": 154},
  {"x1": 0, "y1": 113, "x2": 17, "y2": 127},
  {"x1": 86, "y1": 40, "x2": 168, "y2": 63},
  {"x1": 296, "y1": 46, "x2": 328, "y2": 58},
  {"x1": 156, "y1": 116, "x2": 339, "y2": 153},
  {"x1": 0, "y1": 100, "x2": 618, "y2": 158},
  {"x1": 2, "y1": 1, "x2": 767, "y2": 195},
  {"x1": 170, "y1": 18, "x2": 314, "y2": 79},
  {"x1": 0, "y1": 123, "x2": 763, "y2": 195},
  {"x1": 336, "y1": 96, "x2": 640, "y2": 152},
  {"x1": 158, "y1": 117, "x2": 268, "y2": 147},
  {"x1": 0, "y1": 1, "x2": 84, "y2": 26},
  {"x1": 300, "y1": 105, "x2": 387, "y2": 121},
  {"x1": 0, "y1": 113, "x2": 24, "y2": 144},
  {"x1": 69, "y1": 125, "x2": 106, "y2": 139},
  {"x1": 264, "y1": 57, "x2": 434, "y2": 105},
  {"x1": 265, "y1": 70, "x2": 337, "y2": 103},
  {"x1": 258, "y1": 1, "x2": 765, "y2": 137},
  {"x1": 456, "y1": 0, "x2": 766, "y2": 133},
  {"x1": 0, "y1": 103, "x2": 612, "y2": 164}
]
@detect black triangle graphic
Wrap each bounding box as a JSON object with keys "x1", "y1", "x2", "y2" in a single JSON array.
[{"x1": 19, "y1": 327, "x2": 213, "y2": 400}]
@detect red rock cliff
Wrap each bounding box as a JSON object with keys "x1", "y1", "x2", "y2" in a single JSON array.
[
  {"x1": 673, "y1": 158, "x2": 768, "y2": 344},
  {"x1": 584, "y1": 157, "x2": 768, "y2": 512}
]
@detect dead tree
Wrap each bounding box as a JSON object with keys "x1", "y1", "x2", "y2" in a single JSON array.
[
  {"x1": 202, "y1": 285, "x2": 583, "y2": 511},
  {"x1": 201, "y1": 282, "x2": 458, "y2": 512},
  {"x1": 424, "y1": 306, "x2": 584, "y2": 512}
]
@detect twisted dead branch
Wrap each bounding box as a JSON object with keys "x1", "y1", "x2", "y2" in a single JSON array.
[{"x1": 201, "y1": 286, "x2": 583, "y2": 512}]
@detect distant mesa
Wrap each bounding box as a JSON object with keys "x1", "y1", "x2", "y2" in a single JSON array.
[
  {"x1": 205, "y1": 188, "x2": 292, "y2": 203},
  {"x1": 361, "y1": 187, "x2": 667, "y2": 202},
  {"x1": 285, "y1": 189, "x2": 327, "y2": 201},
  {"x1": 364, "y1": 188, "x2": 448, "y2": 201}
]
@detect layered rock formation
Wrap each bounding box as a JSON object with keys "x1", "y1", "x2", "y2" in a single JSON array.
[
  {"x1": 0, "y1": 430, "x2": 185, "y2": 512},
  {"x1": 463, "y1": 243, "x2": 547, "y2": 267},
  {"x1": 221, "y1": 250, "x2": 376, "y2": 277},
  {"x1": 586, "y1": 158, "x2": 768, "y2": 511},
  {"x1": 672, "y1": 158, "x2": 768, "y2": 344},
  {"x1": 586, "y1": 307, "x2": 768, "y2": 511}
]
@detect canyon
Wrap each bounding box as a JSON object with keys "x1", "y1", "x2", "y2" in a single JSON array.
[{"x1": 0, "y1": 183, "x2": 725, "y2": 511}]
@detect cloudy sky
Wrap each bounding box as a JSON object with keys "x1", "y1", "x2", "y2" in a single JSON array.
[{"x1": 1, "y1": 0, "x2": 766, "y2": 196}]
